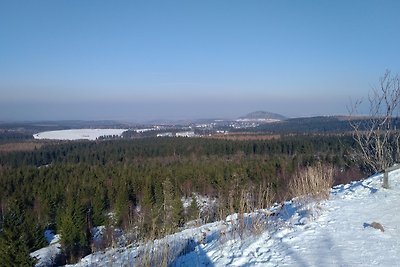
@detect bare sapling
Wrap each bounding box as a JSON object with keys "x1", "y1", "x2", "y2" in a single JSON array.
[{"x1": 348, "y1": 70, "x2": 400, "y2": 173}]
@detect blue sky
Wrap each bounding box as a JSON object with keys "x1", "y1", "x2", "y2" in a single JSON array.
[{"x1": 1, "y1": 1, "x2": 400, "y2": 121}]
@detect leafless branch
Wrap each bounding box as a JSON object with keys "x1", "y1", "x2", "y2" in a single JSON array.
[{"x1": 348, "y1": 70, "x2": 400, "y2": 173}]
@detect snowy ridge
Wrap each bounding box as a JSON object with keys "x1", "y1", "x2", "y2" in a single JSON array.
[{"x1": 36, "y1": 169, "x2": 400, "y2": 266}]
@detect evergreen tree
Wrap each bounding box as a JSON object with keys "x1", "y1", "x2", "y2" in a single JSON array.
[
  {"x1": 58, "y1": 197, "x2": 90, "y2": 263},
  {"x1": 0, "y1": 222, "x2": 36, "y2": 267},
  {"x1": 140, "y1": 181, "x2": 154, "y2": 233},
  {"x1": 187, "y1": 196, "x2": 200, "y2": 221},
  {"x1": 92, "y1": 188, "x2": 106, "y2": 227},
  {"x1": 0, "y1": 201, "x2": 41, "y2": 267},
  {"x1": 171, "y1": 194, "x2": 184, "y2": 228},
  {"x1": 162, "y1": 178, "x2": 174, "y2": 227},
  {"x1": 162, "y1": 178, "x2": 184, "y2": 232},
  {"x1": 114, "y1": 187, "x2": 129, "y2": 227}
]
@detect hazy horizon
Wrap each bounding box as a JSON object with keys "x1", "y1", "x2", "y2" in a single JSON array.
[
  {"x1": 1, "y1": 1, "x2": 400, "y2": 121},
  {"x1": 0, "y1": 98, "x2": 353, "y2": 123}
]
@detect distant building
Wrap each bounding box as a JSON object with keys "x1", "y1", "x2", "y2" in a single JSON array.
[
  {"x1": 156, "y1": 132, "x2": 174, "y2": 137},
  {"x1": 175, "y1": 131, "x2": 196, "y2": 137}
]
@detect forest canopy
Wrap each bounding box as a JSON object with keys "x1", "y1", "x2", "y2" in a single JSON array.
[{"x1": 0, "y1": 135, "x2": 361, "y2": 264}]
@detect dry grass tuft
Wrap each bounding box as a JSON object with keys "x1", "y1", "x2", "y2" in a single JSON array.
[{"x1": 290, "y1": 162, "x2": 334, "y2": 201}]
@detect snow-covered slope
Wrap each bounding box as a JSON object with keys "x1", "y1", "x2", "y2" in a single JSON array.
[
  {"x1": 45, "y1": 168, "x2": 400, "y2": 266},
  {"x1": 176, "y1": 170, "x2": 400, "y2": 266}
]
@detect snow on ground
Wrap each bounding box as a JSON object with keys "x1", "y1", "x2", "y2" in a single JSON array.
[
  {"x1": 30, "y1": 230, "x2": 61, "y2": 267},
  {"x1": 33, "y1": 129, "x2": 128, "y2": 141},
  {"x1": 64, "y1": 168, "x2": 400, "y2": 266},
  {"x1": 182, "y1": 193, "x2": 218, "y2": 213}
]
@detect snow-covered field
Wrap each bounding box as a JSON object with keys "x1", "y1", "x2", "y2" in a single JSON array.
[
  {"x1": 33, "y1": 129, "x2": 128, "y2": 141},
  {"x1": 34, "y1": 169, "x2": 400, "y2": 266}
]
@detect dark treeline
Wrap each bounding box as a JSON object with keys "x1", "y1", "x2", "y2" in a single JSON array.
[
  {"x1": 244, "y1": 116, "x2": 400, "y2": 134},
  {"x1": 0, "y1": 135, "x2": 354, "y2": 167},
  {"x1": 0, "y1": 131, "x2": 34, "y2": 143},
  {"x1": 0, "y1": 135, "x2": 361, "y2": 264}
]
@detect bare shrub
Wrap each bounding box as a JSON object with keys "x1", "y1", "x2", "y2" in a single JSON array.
[
  {"x1": 349, "y1": 70, "x2": 400, "y2": 173},
  {"x1": 137, "y1": 241, "x2": 170, "y2": 267},
  {"x1": 290, "y1": 162, "x2": 334, "y2": 201},
  {"x1": 230, "y1": 184, "x2": 276, "y2": 240},
  {"x1": 251, "y1": 184, "x2": 276, "y2": 235},
  {"x1": 256, "y1": 182, "x2": 276, "y2": 210}
]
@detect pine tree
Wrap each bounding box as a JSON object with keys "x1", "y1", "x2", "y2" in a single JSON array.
[
  {"x1": 114, "y1": 187, "x2": 129, "y2": 227},
  {"x1": 92, "y1": 188, "x2": 106, "y2": 227},
  {"x1": 0, "y1": 224, "x2": 35, "y2": 266},
  {"x1": 162, "y1": 178, "x2": 174, "y2": 227},
  {"x1": 58, "y1": 196, "x2": 90, "y2": 263},
  {"x1": 171, "y1": 194, "x2": 184, "y2": 228},
  {"x1": 162, "y1": 178, "x2": 184, "y2": 233},
  {"x1": 187, "y1": 196, "x2": 200, "y2": 221},
  {"x1": 25, "y1": 212, "x2": 47, "y2": 252},
  {"x1": 0, "y1": 201, "x2": 39, "y2": 267},
  {"x1": 140, "y1": 180, "x2": 154, "y2": 233}
]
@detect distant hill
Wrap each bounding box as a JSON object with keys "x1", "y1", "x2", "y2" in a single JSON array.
[
  {"x1": 238, "y1": 111, "x2": 286, "y2": 121},
  {"x1": 239, "y1": 115, "x2": 380, "y2": 134}
]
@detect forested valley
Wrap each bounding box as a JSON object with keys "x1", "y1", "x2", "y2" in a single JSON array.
[{"x1": 0, "y1": 135, "x2": 363, "y2": 265}]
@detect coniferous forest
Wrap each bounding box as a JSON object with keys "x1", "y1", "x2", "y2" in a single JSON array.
[{"x1": 0, "y1": 135, "x2": 363, "y2": 265}]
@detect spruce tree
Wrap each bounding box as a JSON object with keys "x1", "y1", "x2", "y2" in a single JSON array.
[
  {"x1": 58, "y1": 196, "x2": 90, "y2": 263},
  {"x1": 0, "y1": 201, "x2": 39, "y2": 267},
  {"x1": 114, "y1": 187, "x2": 129, "y2": 227},
  {"x1": 162, "y1": 178, "x2": 174, "y2": 231},
  {"x1": 171, "y1": 194, "x2": 184, "y2": 228},
  {"x1": 187, "y1": 196, "x2": 200, "y2": 221},
  {"x1": 92, "y1": 188, "x2": 106, "y2": 227},
  {"x1": 140, "y1": 182, "x2": 154, "y2": 234}
]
